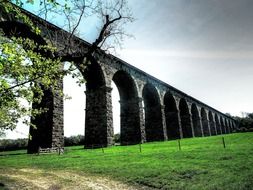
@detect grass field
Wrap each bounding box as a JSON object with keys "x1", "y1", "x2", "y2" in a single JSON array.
[{"x1": 0, "y1": 132, "x2": 253, "y2": 190}]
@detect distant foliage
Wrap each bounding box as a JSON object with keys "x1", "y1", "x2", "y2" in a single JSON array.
[
  {"x1": 0, "y1": 135, "x2": 85, "y2": 151},
  {"x1": 234, "y1": 113, "x2": 253, "y2": 132},
  {"x1": 113, "y1": 133, "x2": 121, "y2": 144},
  {"x1": 64, "y1": 135, "x2": 84, "y2": 147},
  {"x1": 0, "y1": 138, "x2": 28, "y2": 151}
]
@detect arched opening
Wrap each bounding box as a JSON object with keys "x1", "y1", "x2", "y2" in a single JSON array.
[
  {"x1": 230, "y1": 121, "x2": 233, "y2": 131},
  {"x1": 112, "y1": 70, "x2": 141, "y2": 145},
  {"x1": 111, "y1": 81, "x2": 121, "y2": 144},
  {"x1": 64, "y1": 62, "x2": 86, "y2": 140},
  {"x1": 225, "y1": 119, "x2": 230, "y2": 133},
  {"x1": 229, "y1": 120, "x2": 233, "y2": 132},
  {"x1": 215, "y1": 114, "x2": 221, "y2": 135},
  {"x1": 201, "y1": 108, "x2": 210, "y2": 136},
  {"x1": 191, "y1": 104, "x2": 202, "y2": 137},
  {"x1": 28, "y1": 87, "x2": 55, "y2": 153},
  {"x1": 143, "y1": 83, "x2": 164, "y2": 142},
  {"x1": 232, "y1": 121, "x2": 236, "y2": 131},
  {"x1": 164, "y1": 93, "x2": 180, "y2": 139},
  {"x1": 83, "y1": 62, "x2": 113, "y2": 147},
  {"x1": 231, "y1": 121, "x2": 234, "y2": 131},
  {"x1": 83, "y1": 62, "x2": 106, "y2": 91},
  {"x1": 179, "y1": 99, "x2": 193, "y2": 138},
  {"x1": 220, "y1": 117, "x2": 226, "y2": 134},
  {"x1": 208, "y1": 111, "x2": 216, "y2": 135},
  {"x1": 228, "y1": 120, "x2": 232, "y2": 133}
]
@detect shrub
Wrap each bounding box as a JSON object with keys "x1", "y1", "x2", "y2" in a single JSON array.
[
  {"x1": 248, "y1": 128, "x2": 253, "y2": 132},
  {"x1": 0, "y1": 138, "x2": 28, "y2": 151},
  {"x1": 237, "y1": 127, "x2": 249, "y2": 133},
  {"x1": 64, "y1": 135, "x2": 84, "y2": 147},
  {"x1": 113, "y1": 133, "x2": 121, "y2": 144},
  {"x1": 0, "y1": 135, "x2": 86, "y2": 151}
]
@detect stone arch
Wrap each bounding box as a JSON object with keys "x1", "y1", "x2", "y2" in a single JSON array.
[
  {"x1": 215, "y1": 114, "x2": 221, "y2": 134},
  {"x1": 63, "y1": 62, "x2": 86, "y2": 145},
  {"x1": 229, "y1": 120, "x2": 233, "y2": 132},
  {"x1": 191, "y1": 104, "x2": 202, "y2": 137},
  {"x1": 232, "y1": 121, "x2": 236, "y2": 130},
  {"x1": 83, "y1": 62, "x2": 113, "y2": 147},
  {"x1": 208, "y1": 111, "x2": 216, "y2": 135},
  {"x1": 220, "y1": 117, "x2": 226, "y2": 134},
  {"x1": 113, "y1": 70, "x2": 142, "y2": 145},
  {"x1": 142, "y1": 83, "x2": 164, "y2": 142},
  {"x1": 227, "y1": 119, "x2": 231, "y2": 133},
  {"x1": 231, "y1": 120, "x2": 235, "y2": 132},
  {"x1": 225, "y1": 119, "x2": 230, "y2": 133},
  {"x1": 179, "y1": 98, "x2": 193, "y2": 138},
  {"x1": 83, "y1": 62, "x2": 106, "y2": 91},
  {"x1": 227, "y1": 119, "x2": 230, "y2": 133},
  {"x1": 201, "y1": 108, "x2": 210, "y2": 136},
  {"x1": 230, "y1": 120, "x2": 234, "y2": 131},
  {"x1": 164, "y1": 93, "x2": 181, "y2": 139},
  {"x1": 113, "y1": 70, "x2": 138, "y2": 100}
]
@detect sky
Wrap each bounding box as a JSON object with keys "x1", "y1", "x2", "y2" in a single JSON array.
[{"x1": 3, "y1": 0, "x2": 253, "y2": 139}]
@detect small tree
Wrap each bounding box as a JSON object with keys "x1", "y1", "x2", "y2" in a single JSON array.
[
  {"x1": 0, "y1": 0, "x2": 133, "y2": 135},
  {"x1": 113, "y1": 133, "x2": 121, "y2": 144},
  {"x1": 233, "y1": 113, "x2": 253, "y2": 132}
]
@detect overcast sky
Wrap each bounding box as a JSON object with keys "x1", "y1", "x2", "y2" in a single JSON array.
[
  {"x1": 118, "y1": 0, "x2": 253, "y2": 116},
  {"x1": 4, "y1": 0, "x2": 253, "y2": 139}
]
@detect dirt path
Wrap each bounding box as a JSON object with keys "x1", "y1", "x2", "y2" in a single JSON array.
[{"x1": 0, "y1": 168, "x2": 146, "y2": 190}]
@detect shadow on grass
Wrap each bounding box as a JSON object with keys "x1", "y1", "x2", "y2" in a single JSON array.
[
  {"x1": 0, "y1": 175, "x2": 17, "y2": 190},
  {"x1": 0, "y1": 152, "x2": 26, "y2": 157},
  {"x1": 64, "y1": 147, "x2": 85, "y2": 152},
  {"x1": 0, "y1": 182, "x2": 7, "y2": 190}
]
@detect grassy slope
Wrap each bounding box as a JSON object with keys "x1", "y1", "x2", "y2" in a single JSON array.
[{"x1": 0, "y1": 132, "x2": 253, "y2": 190}]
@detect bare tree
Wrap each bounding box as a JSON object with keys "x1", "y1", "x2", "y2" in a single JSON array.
[{"x1": 36, "y1": 0, "x2": 134, "y2": 62}]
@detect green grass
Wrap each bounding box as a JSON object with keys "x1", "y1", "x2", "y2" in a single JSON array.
[{"x1": 1, "y1": 132, "x2": 253, "y2": 190}]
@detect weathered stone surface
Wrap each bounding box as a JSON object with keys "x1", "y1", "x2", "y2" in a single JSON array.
[
  {"x1": 143, "y1": 84, "x2": 165, "y2": 142},
  {"x1": 209, "y1": 112, "x2": 217, "y2": 136},
  {"x1": 84, "y1": 86, "x2": 113, "y2": 148},
  {"x1": 27, "y1": 79, "x2": 64, "y2": 154},
  {"x1": 201, "y1": 109, "x2": 211, "y2": 137},
  {"x1": 191, "y1": 104, "x2": 203, "y2": 137}
]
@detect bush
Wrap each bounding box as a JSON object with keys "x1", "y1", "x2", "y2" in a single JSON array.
[
  {"x1": 236, "y1": 127, "x2": 250, "y2": 133},
  {"x1": 248, "y1": 128, "x2": 253, "y2": 132},
  {"x1": 0, "y1": 138, "x2": 28, "y2": 151},
  {"x1": 0, "y1": 135, "x2": 85, "y2": 151},
  {"x1": 64, "y1": 135, "x2": 84, "y2": 147},
  {"x1": 113, "y1": 133, "x2": 121, "y2": 144}
]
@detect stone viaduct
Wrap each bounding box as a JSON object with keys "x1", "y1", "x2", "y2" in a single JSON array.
[{"x1": 0, "y1": 4, "x2": 237, "y2": 153}]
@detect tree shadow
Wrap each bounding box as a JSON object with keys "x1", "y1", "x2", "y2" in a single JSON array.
[{"x1": 0, "y1": 152, "x2": 27, "y2": 157}]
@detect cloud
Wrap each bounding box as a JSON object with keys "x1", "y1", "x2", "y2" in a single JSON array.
[{"x1": 127, "y1": 0, "x2": 253, "y2": 52}]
